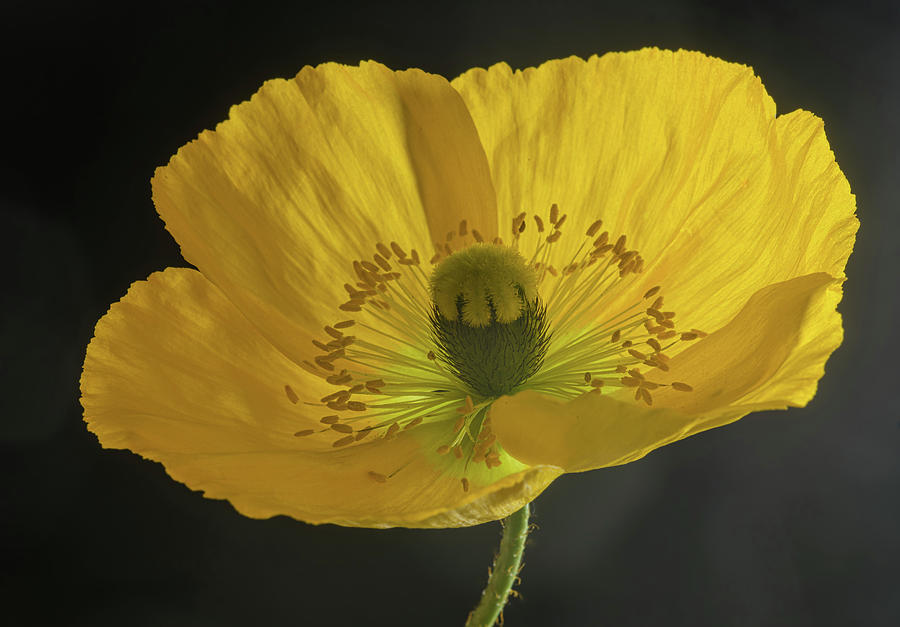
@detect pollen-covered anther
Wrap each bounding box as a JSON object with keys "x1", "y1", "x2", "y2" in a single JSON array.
[
  {"x1": 403, "y1": 416, "x2": 423, "y2": 430},
  {"x1": 332, "y1": 435, "x2": 355, "y2": 448},
  {"x1": 284, "y1": 385, "x2": 299, "y2": 404}
]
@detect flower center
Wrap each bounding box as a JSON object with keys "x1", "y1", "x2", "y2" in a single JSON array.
[
  {"x1": 286, "y1": 206, "x2": 699, "y2": 490},
  {"x1": 428, "y1": 244, "x2": 550, "y2": 398}
]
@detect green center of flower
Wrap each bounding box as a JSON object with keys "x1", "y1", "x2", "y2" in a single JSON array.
[{"x1": 429, "y1": 244, "x2": 550, "y2": 398}]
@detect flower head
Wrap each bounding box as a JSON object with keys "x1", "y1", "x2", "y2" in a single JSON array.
[{"x1": 81, "y1": 49, "x2": 857, "y2": 528}]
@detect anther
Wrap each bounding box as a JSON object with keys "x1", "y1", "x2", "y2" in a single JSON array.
[
  {"x1": 314, "y1": 356, "x2": 336, "y2": 371},
  {"x1": 533, "y1": 215, "x2": 545, "y2": 232},
  {"x1": 385, "y1": 422, "x2": 400, "y2": 438},
  {"x1": 293, "y1": 429, "x2": 315, "y2": 437},
  {"x1": 436, "y1": 444, "x2": 451, "y2": 455},
  {"x1": 312, "y1": 339, "x2": 330, "y2": 352},
  {"x1": 586, "y1": 219, "x2": 603, "y2": 237},
  {"x1": 461, "y1": 478, "x2": 470, "y2": 492},
  {"x1": 549, "y1": 203, "x2": 559, "y2": 224},
  {"x1": 671, "y1": 382, "x2": 693, "y2": 392},
  {"x1": 459, "y1": 219, "x2": 468, "y2": 236},
  {"x1": 326, "y1": 372, "x2": 352, "y2": 385},
  {"x1": 284, "y1": 385, "x2": 299, "y2": 404},
  {"x1": 331, "y1": 423, "x2": 353, "y2": 434},
  {"x1": 320, "y1": 415, "x2": 339, "y2": 424},
  {"x1": 390, "y1": 241, "x2": 407, "y2": 258},
  {"x1": 320, "y1": 390, "x2": 349, "y2": 403},
  {"x1": 404, "y1": 416, "x2": 423, "y2": 430},
  {"x1": 346, "y1": 401, "x2": 367, "y2": 411},
  {"x1": 643, "y1": 286, "x2": 661, "y2": 299},
  {"x1": 368, "y1": 471, "x2": 388, "y2": 483},
  {"x1": 334, "y1": 319, "x2": 355, "y2": 329},
  {"x1": 554, "y1": 214, "x2": 567, "y2": 229},
  {"x1": 376, "y1": 242, "x2": 392, "y2": 259},
  {"x1": 638, "y1": 388, "x2": 653, "y2": 405},
  {"x1": 374, "y1": 254, "x2": 391, "y2": 271},
  {"x1": 332, "y1": 435, "x2": 355, "y2": 447}
]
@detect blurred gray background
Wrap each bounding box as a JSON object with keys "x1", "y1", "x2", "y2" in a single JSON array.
[{"x1": 2, "y1": 0, "x2": 897, "y2": 625}]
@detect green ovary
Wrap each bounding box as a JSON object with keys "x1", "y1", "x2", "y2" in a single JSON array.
[{"x1": 429, "y1": 244, "x2": 551, "y2": 398}]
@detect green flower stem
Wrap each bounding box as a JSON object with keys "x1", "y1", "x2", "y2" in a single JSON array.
[{"x1": 466, "y1": 504, "x2": 531, "y2": 627}]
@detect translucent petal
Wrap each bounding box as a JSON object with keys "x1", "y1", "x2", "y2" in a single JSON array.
[
  {"x1": 81, "y1": 268, "x2": 558, "y2": 527},
  {"x1": 452, "y1": 49, "x2": 856, "y2": 338},
  {"x1": 491, "y1": 273, "x2": 840, "y2": 472},
  {"x1": 153, "y1": 61, "x2": 497, "y2": 366}
]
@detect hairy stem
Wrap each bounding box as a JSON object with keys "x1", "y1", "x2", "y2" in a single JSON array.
[{"x1": 466, "y1": 504, "x2": 531, "y2": 627}]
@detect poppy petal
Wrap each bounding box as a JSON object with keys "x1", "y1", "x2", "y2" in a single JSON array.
[
  {"x1": 153, "y1": 61, "x2": 497, "y2": 366},
  {"x1": 490, "y1": 273, "x2": 840, "y2": 471},
  {"x1": 82, "y1": 268, "x2": 557, "y2": 527}
]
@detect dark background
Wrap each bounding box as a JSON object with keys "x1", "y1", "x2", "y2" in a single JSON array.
[{"x1": 2, "y1": 0, "x2": 898, "y2": 625}]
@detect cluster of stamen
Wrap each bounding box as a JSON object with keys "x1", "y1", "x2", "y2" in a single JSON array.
[{"x1": 283, "y1": 203, "x2": 702, "y2": 491}]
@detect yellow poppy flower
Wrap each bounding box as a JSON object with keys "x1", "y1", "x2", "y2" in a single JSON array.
[{"x1": 80, "y1": 48, "x2": 857, "y2": 529}]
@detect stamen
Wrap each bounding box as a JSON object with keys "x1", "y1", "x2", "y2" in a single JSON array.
[
  {"x1": 291, "y1": 211, "x2": 695, "y2": 476},
  {"x1": 332, "y1": 435, "x2": 356, "y2": 447},
  {"x1": 284, "y1": 385, "x2": 299, "y2": 404}
]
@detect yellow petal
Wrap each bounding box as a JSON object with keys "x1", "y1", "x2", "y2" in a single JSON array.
[
  {"x1": 153, "y1": 61, "x2": 497, "y2": 366},
  {"x1": 81, "y1": 268, "x2": 557, "y2": 528},
  {"x1": 452, "y1": 49, "x2": 856, "y2": 336},
  {"x1": 491, "y1": 273, "x2": 840, "y2": 472},
  {"x1": 645, "y1": 273, "x2": 843, "y2": 412}
]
